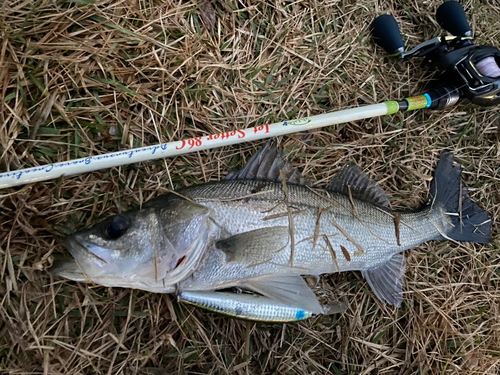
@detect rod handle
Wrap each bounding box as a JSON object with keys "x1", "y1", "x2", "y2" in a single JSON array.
[
  {"x1": 436, "y1": 1, "x2": 471, "y2": 37},
  {"x1": 370, "y1": 15, "x2": 405, "y2": 55}
]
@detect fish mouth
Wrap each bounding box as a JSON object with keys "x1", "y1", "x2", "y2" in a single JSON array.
[
  {"x1": 50, "y1": 259, "x2": 88, "y2": 282},
  {"x1": 66, "y1": 236, "x2": 108, "y2": 266},
  {"x1": 49, "y1": 237, "x2": 98, "y2": 282}
]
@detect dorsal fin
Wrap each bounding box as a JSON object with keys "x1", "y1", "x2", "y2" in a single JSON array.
[
  {"x1": 326, "y1": 163, "x2": 391, "y2": 208},
  {"x1": 226, "y1": 140, "x2": 310, "y2": 185}
]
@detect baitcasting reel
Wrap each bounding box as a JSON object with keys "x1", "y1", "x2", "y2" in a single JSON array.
[{"x1": 371, "y1": 1, "x2": 500, "y2": 109}]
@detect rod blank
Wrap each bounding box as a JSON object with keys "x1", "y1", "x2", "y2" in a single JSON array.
[{"x1": 0, "y1": 102, "x2": 395, "y2": 189}]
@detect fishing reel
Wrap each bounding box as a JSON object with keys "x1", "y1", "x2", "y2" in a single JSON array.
[{"x1": 371, "y1": 1, "x2": 500, "y2": 109}]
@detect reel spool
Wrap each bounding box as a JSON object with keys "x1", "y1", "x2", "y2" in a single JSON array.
[{"x1": 370, "y1": 1, "x2": 500, "y2": 108}]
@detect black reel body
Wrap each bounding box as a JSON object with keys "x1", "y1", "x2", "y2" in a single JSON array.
[
  {"x1": 418, "y1": 37, "x2": 500, "y2": 107},
  {"x1": 444, "y1": 45, "x2": 500, "y2": 107},
  {"x1": 371, "y1": 1, "x2": 500, "y2": 108}
]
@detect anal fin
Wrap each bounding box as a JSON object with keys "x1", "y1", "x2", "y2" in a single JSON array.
[
  {"x1": 361, "y1": 253, "x2": 406, "y2": 307},
  {"x1": 244, "y1": 275, "x2": 323, "y2": 314}
]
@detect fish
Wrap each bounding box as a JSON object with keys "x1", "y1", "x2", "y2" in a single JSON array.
[{"x1": 52, "y1": 141, "x2": 492, "y2": 322}]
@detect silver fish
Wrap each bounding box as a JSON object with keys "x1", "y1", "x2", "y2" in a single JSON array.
[{"x1": 52, "y1": 142, "x2": 491, "y2": 321}]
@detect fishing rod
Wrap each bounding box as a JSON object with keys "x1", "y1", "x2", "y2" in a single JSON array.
[{"x1": 1, "y1": 1, "x2": 498, "y2": 189}]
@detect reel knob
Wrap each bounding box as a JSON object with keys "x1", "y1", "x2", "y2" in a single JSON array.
[
  {"x1": 436, "y1": 1, "x2": 471, "y2": 37},
  {"x1": 370, "y1": 15, "x2": 405, "y2": 55}
]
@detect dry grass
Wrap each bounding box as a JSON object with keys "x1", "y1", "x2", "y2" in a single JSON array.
[{"x1": 1, "y1": 0, "x2": 499, "y2": 373}]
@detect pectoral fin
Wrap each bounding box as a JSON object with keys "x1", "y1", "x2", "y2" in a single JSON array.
[
  {"x1": 361, "y1": 253, "x2": 406, "y2": 307},
  {"x1": 244, "y1": 275, "x2": 323, "y2": 314},
  {"x1": 216, "y1": 227, "x2": 289, "y2": 263}
]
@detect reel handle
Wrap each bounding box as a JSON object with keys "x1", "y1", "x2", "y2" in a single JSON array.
[
  {"x1": 436, "y1": 1, "x2": 471, "y2": 37},
  {"x1": 370, "y1": 15, "x2": 405, "y2": 55}
]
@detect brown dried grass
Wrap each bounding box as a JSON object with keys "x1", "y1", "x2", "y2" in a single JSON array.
[{"x1": 1, "y1": 0, "x2": 499, "y2": 374}]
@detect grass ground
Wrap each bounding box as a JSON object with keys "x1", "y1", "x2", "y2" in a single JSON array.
[{"x1": 1, "y1": 0, "x2": 499, "y2": 374}]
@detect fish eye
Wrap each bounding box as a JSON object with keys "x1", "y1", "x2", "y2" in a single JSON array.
[{"x1": 104, "y1": 215, "x2": 129, "y2": 240}]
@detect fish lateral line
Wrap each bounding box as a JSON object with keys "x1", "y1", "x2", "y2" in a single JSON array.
[
  {"x1": 374, "y1": 205, "x2": 418, "y2": 232},
  {"x1": 262, "y1": 209, "x2": 306, "y2": 221},
  {"x1": 368, "y1": 229, "x2": 391, "y2": 245},
  {"x1": 295, "y1": 234, "x2": 339, "y2": 253},
  {"x1": 250, "y1": 182, "x2": 268, "y2": 194},
  {"x1": 306, "y1": 186, "x2": 350, "y2": 211},
  {"x1": 260, "y1": 199, "x2": 286, "y2": 214},
  {"x1": 203, "y1": 189, "x2": 275, "y2": 202}
]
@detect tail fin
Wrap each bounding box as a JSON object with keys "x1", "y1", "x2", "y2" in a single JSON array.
[{"x1": 428, "y1": 152, "x2": 491, "y2": 244}]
